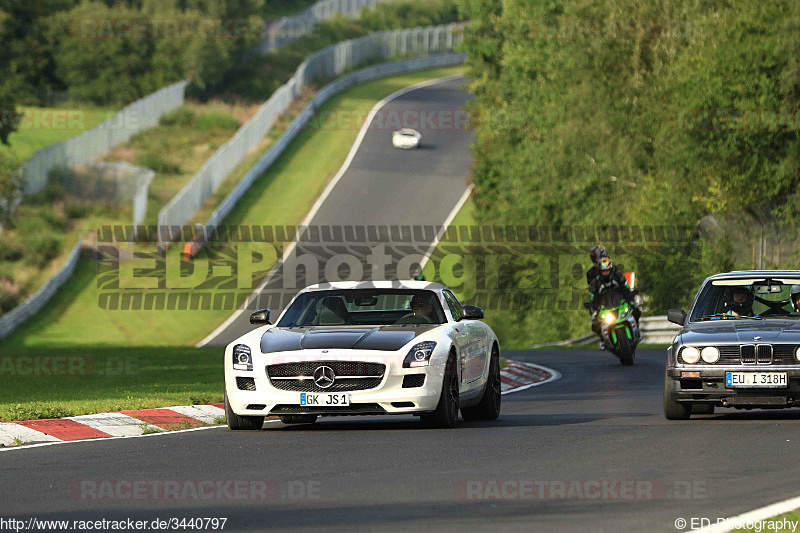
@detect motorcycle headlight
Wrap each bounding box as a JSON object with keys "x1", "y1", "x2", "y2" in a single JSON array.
[
  {"x1": 233, "y1": 344, "x2": 253, "y2": 370},
  {"x1": 603, "y1": 312, "x2": 615, "y2": 324},
  {"x1": 403, "y1": 341, "x2": 437, "y2": 368},
  {"x1": 680, "y1": 346, "x2": 701, "y2": 364},
  {"x1": 701, "y1": 346, "x2": 720, "y2": 364}
]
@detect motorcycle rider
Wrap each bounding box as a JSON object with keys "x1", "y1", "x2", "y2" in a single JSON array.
[
  {"x1": 586, "y1": 244, "x2": 608, "y2": 287},
  {"x1": 726, "y1": 286, "x2": 754, "y2": 317},
  {"x1": 589, "y1": 257, "x2": 640, "y2": 336}
]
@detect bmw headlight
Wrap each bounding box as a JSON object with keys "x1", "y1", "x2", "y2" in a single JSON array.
[
  {"x1": 796, "y1": 347, "x2": 800, "y2": 362},
  {"x1": 233, "y1": 344, "x2": 253, "y2": 371},
  {"x1": 701, "y1": 346, "x2": 720, "y2": 364},
  {"x1": 403, "y1": 341, "x2": 437, "y2": 368},
  {"x1": 680, "y1": 346, "x2": 701, "y2": 364}
]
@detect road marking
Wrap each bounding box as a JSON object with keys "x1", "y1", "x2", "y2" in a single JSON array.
[
  {"x1": 66, "y1": 413, "x2": 162, "y2": 437},
  {"x1": 696, "y1": 495, "x2": 800, "y2": 533},
  {"x1": 0, "y1": 423, "x2": 59, "y2": 447},
  {"x1": 501, "y1": 362, "x2": 562, "y2": 395},
  {"x1": 196, "y1": 75, "x2": 467, "y2": 348},
  {"x1": 0, "y1": 420, "x2": 283, "y2": 453},
  {"x1": 167, "y1": 404, "x2": 226, "y2": 424}
]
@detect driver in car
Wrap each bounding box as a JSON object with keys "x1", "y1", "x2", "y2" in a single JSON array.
[
  {"x1": 726, "y1": 286, "x2": 754, "y2": 317},
  {"x1": 408, "y1": 294, "x2": 436, "y2": 321}
]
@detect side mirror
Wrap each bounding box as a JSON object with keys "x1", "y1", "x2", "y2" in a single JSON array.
[
  {"x1": 461, "y1": 304, "x2": 484, "y2": 320},
  {"x1": 667, "y1": 309, "x2": 687, "y2": 326},
  {"x1": 250, "y1": 309, "x2": 271, "y2": 325}
]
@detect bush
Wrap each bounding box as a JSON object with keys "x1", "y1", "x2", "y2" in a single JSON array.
[
  {"x1": 0, "y1": 241, "x2": 23, "y2": 262},
  {"x1": 196, "y1": 111, "x2": 240, "y2": 131},
  {"x1": 159, "y1": 107, "x2": 196, "y2": 127},
  {"x1": 135, "y1": 152, "x2": 181, "y2": 175},
  {"x1": 25, "y1": 234, "x2": 61, "y2": 269}
]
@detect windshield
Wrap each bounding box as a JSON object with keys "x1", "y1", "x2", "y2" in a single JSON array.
[
  {"x1": 277, "y1": 289, "x2": 447, "y2": 327},
  {"x1": 690, "y1": 277, "x2": 800, "y2": 321}
]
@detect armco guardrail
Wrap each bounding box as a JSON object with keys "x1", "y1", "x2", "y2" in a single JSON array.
[
  {"x1": 263, "y1": 0, "x2": 397, "y2": 53},
  {"x1": 19, "y1": 81, "x2": 188, "y2": 196},
  {"x1": 638, "y1": 316, "x2": 682, "y2": 344},
  {"x1": 157, "y1": 23, "x2": 464, "y2": 247},
  {"x1": 530, "y1": 316, "x2": 681, "y2": 349},
  {"x1": 0, "y1": 241, "x2": 82, "y2": 339}
]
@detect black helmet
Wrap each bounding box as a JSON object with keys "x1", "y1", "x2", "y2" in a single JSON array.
[
  {"x1": 727, "y1": 286, "x2": 754, "y2": 315},
  {"x1": 590, "y1": 244, "x2": 607, "y2": 265},
  {"x1": 791, "y1": 285, "x2": 800, "y2": 312}
]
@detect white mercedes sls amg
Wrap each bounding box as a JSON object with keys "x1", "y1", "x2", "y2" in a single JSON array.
[
  {"x1": 224, "y1": 281, "x2": 501, "y2": 429},
  {"x1": 392, "y1": 128, "x2": 422, "y2": 149}
]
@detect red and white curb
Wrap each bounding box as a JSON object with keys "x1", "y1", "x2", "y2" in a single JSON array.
[
  {"x1": 0, "y1": 360, "x2": 559, "y2": 449},
  {"x1": 0, "y1": 404, "x2": 227, "y2": 449},
  {"x1": 501, "y1": 360, "x2": 560, "y2": 394}
]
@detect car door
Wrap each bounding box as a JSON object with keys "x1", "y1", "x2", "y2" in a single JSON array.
[{"x1": 443, "y1": 290, "x2": 484, "y2": 386}]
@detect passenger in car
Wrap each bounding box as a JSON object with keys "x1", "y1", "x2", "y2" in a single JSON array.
[{"x1": 791, "y1": 285, "x2": 800, "y2": 313}]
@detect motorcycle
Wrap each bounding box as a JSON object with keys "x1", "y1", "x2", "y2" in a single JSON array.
[{"x1": 585, "y1": 290, "x2": 640, "y2": 365}]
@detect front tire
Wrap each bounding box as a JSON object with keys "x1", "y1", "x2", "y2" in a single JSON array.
[
  {"x1": 461, "y1": 346, "x2": 501, "y2": 421},
  {"x1": 664, "y1": 374, "x2": 691, "y2": 420},
  {"x1": 420, "y1": 353, "x2": 459, "y2": 428},
  {"x1": 617, "y1": 330, "x2": 635, "y2": 366},
  {"x1": 224, "y1": 390, "x2": 264, "y2": 430}
]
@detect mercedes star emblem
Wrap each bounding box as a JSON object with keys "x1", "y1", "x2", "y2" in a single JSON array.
[{"x1": 314, "y1": 365, "x2": 336, "y2": 389}]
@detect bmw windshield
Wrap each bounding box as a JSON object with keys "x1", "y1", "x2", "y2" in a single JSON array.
[{"x1": 690, "y1": 277, "x2": 800, "y2": 321}]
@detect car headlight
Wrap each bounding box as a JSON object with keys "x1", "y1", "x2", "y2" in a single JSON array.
[
  {"x1": 701, "y1": 346, "x2": 720, "y2": 364},
  {"x1": 233, "y1": 344, "x2": 253, "y2": 371},
  {"x1": 796, "y1": 346, "x2": 800, "y2": 362},
  {"x1": 603, "y1": 312, "x2": 615, "y2": 324},
  {"x1": 403, "y1": 341, "x2": 437, "y2": 368},
  {"x1": 680, "y1": 346, "x2": 701, "y2": 364}
]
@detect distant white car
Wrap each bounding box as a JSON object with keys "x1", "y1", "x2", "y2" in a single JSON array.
[
  {"x1": 392, "y1": 128, "x2": 422, "y2": 149},
  {"x1": 224, "y1": 280, "x2": 501, "y2": 429}
]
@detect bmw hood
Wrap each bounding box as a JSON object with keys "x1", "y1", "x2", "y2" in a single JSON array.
[
  {"x1": 679, "y1": 319, "x2": 800, "y2": 345},
  {"x1": 259, "y1": 325, "x2": 440, "y2": 353}
]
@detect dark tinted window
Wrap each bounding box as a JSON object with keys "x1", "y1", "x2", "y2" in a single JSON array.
[{"x1": 442, "y1": 290, "x2": 463, "y2": 321}]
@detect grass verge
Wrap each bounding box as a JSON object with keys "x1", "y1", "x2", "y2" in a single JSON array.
[{"x1": 0, "y1": 347, "x2": 222, "y2": 422}]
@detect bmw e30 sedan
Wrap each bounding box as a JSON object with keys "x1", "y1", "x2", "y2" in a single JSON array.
[{"x1": 664, "y1": 270, "x2": 800, "y2": 419}]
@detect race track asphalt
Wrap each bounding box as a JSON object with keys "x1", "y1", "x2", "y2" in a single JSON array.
[
  {"x1": 207, "y1": 76, "x2": 474, "y2": 347},
  {"x1": 4, "y1": 347, "x2": 800, "y2": 532}
]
